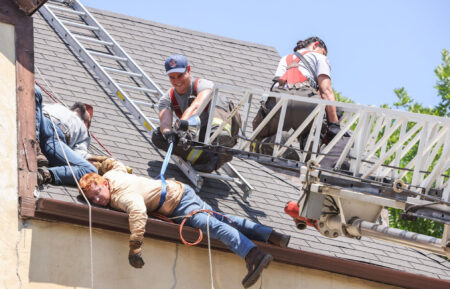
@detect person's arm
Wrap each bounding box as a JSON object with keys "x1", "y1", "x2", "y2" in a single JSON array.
[
  {"x1": 159, "y1": 108, "x2": 173, "y2": 134},
  {"x1": 317, "y1": 75, "x2": 339, "y2": 123},
  {"x1": 275, "y1": 57, "x2": 287, "y2": 87},
  {"x1": 112, "y1": 192, "x2": 147, "y2": 268},
  {"x1": 72, "y1": 138, "x2": 90, "y2": 159},
  {"x1": 180, "y1": 88, "x2": 212, "y2": 120}
]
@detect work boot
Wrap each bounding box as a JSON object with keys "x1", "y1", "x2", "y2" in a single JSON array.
[
  {"x1": 242, "y1": 247, "x2": 273, "y2": 288},
  {"x1": 37, "y1": 167, "x2": 53, "y2": 186},
  {"x1": 268, "y1": 230, "x2": 291, "y2": 248},
  {"x1": 36, "y1": 143, "x2": 48, "y2": 167}
]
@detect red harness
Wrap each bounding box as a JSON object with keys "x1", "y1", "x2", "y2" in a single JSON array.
[
  {"x1": 170, "y1": 78, "x2": 200, "y2": 118},
  {"x1": 279, "y1": 51, "x2": 312, "y2": 85}
]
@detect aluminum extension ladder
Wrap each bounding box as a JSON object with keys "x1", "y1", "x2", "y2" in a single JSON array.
[{"x1": 39, "y1": 0, "x2": 253, "y2": 198}]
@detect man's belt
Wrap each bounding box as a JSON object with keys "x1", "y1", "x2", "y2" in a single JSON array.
[{"x1": 44, "y1": 113, "x2": 71, "y2": 144}]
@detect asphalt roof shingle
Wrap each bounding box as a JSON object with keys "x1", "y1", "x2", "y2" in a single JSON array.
[{"x1": 33, "y1": 5, "x2": 450, "y2": 281}]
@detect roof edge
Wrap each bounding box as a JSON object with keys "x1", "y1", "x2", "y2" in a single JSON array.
[
  {"x1": 33, "y1": 198, "x2": 450, "y2": 289},
  {"x1": 86, "y1": 6, "x2": 279, "y2": 53}
]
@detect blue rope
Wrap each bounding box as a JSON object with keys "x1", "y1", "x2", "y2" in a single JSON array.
[{"x1": 156, "y1": 142, "x2": 173, "y2": 211}]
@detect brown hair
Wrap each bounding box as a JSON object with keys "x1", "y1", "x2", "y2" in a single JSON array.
[{"x1": 79, "y1": 172, "x2": 105, "y2": 195}]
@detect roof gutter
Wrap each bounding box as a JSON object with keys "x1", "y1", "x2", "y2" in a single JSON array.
[{"x1": 34, "y1": 198, "x2": 449, "y2": 289}]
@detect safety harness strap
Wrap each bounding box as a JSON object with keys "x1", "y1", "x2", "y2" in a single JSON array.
[
  {"x1": 170, "y1": 78, "x2": 200, "y2": 118},
  {"x1": 156, "y1": 142, "x2": 174, "y2": 211}
]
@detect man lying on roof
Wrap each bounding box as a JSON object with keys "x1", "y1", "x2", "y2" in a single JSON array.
[
  {"x1": 79, "y1": 158, "x2": 290, "y2": 288},
  {"x1": 35, "y1": 85, "x2": 105, "y2": 186},
  {"x1": 152, "y1": 54, "x2": 241, "y2": 173}
]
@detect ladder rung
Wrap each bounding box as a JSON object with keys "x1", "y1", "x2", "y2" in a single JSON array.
[
  {"x1": 118, "y1": 83, "x2": 157, "y2": 94},
  {"x1": 75, "y1": 35, "x2": 113, "y2": 46},
  {"x1": 104, "y1": 67, "x2": 142, "y2": 78},
  {"x1": 46, "y1": 4, "x2": 86, "y2": 16},
  {"x1": 88, "y1": 50, "x2": 128, "y2": 61},
  {"x1": 61, "y1": 20, "x2": 99, "y2": 31},
  {"x1": 131, "y1": 100, "x2": 157, "y2": 108}
]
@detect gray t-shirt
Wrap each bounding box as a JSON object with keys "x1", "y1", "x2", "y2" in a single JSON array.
[{"x1": 158, "y1": 78, "x2": 227, "y2": 123}]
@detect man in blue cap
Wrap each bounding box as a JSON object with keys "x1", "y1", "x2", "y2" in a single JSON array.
[{"x1": 152, "y1": 54, "x2": 241, "y2": 172}]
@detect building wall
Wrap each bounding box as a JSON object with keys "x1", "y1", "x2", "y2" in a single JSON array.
[{"x1": 0, "y1": 20, "x2": 398, "y2": 289}]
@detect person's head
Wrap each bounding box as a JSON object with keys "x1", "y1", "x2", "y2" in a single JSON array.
[
  {"x1": 71, "y1": 102, "x2": 93, "y2": 129},
  {"x1": 293, "y1": 36, "x2": 328, "y2": 56},
  {"x1": 79, "y1": 173, "x2": 111, "y2": 206},
  {"x1": 164, "y1": 54, "x2": 191, "y2": 95}
]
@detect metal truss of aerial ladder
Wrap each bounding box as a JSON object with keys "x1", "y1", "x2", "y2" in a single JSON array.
[{"x1": 41, "y1": 0, "x2": 449, "y2": 257}]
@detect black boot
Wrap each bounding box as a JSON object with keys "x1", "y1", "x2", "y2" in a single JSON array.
[
  {"x1": 37, "y1": 167, "x2": 53, "y2": 186},
  {"x1": 268, "y1": 230, "x2": 291, "y2": 248},
  {"x1": 242, "y1": 247, "x2": 273, "y2": 288}
]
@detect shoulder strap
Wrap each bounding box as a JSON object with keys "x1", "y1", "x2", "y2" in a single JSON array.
[
  {"x1": 286, "y1": 54, "x2": 300, "y2": 66},
  {"x1": 294, "y1": 51, "x2": 318, "y2": 85},
  {"x1": 170, "y1": 88, "x2": 183, "y2": 118},
  {"x1": 193, "y1": 78, "x2": 199, "y2": 96}
]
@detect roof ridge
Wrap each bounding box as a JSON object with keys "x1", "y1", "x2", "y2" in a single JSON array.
[{"x1": 87, "y1": 6, "x2": 279, "y2": 53}]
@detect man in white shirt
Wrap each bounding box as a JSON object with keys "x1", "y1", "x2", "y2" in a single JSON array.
[{"x1": 253, "y1": 37, "x2": 344, "y2": 160}]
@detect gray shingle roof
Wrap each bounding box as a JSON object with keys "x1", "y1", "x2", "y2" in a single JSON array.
[{"x1": 33, "y1": 6, "x2": 450, "y2": 281}]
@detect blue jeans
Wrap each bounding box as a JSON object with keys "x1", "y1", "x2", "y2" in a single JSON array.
[
  {"x1": 35, "y1": 86, "x2": 97, "y2": 185},
  {"x1": 171, "y1": 186, "x2": 272, "y2": 259}
]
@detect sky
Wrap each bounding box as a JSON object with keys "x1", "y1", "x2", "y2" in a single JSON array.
[{"x1": 82, "y1": 0, "x2": 450, "y2": 108}]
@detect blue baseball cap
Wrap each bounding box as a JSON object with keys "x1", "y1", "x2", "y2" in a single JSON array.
[{"x1": 164, "y1": 54, "x2": 188, "y2": 74}]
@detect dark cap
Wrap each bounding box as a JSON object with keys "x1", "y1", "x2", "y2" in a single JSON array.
[{"x1": 164, "y1": 54, "x2": 188, "y2": 75}]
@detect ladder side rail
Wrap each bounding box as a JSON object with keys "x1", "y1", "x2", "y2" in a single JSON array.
[
  {"x1": 71, "y1": 0, "x2": 164, "y2": 96},
  {"x1": 40, "y1": 4, "x2": 203, "y2": 187},
  {"x1": 215, "y1": 84, "x2": 450, "y2": 124},
  {"x1": 272, "y1": 98, "x2": 288, "y2": 157}
]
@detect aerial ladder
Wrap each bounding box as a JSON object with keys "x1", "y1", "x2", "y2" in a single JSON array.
[
  {"x1": 40, "y1": 0, "x2": 449, "y2": 258},
  {"x1": 39, "y1": 0, "x2": 253, "y2": 197},
  {"x1": 199, "y1": 84, "x2": 450, "y2": 258}
]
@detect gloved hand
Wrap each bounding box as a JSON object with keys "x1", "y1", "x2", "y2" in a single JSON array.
[
  {"x1": 87, "y1": 155, "x2": 109, "y2": 163},
  {"x1": 128, "y1": 240, "x2": 145, "y2": 268},
  {"x1": 175, "y1": 119, "x2": 189, "y2": 131},
  {"x1": 163, "y1": 129, "x2": 179, "y2": 145}
]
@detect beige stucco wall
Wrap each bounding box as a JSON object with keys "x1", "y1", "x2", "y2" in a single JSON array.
[{"x1": 0, "y1": 21, "x2": 398, "y2": 289}]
